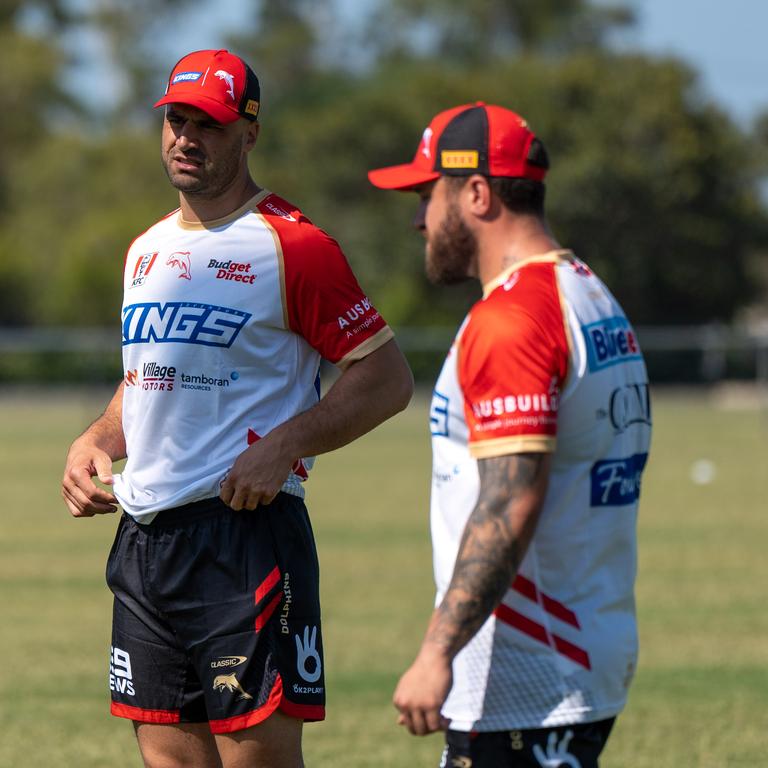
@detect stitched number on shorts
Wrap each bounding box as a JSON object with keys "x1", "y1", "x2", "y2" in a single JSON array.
[
  {"x1": 295, "y1": 625, "x2": 322, "y2": 683},
  {"x1": 532, "y1": 730, "x2": 581, "y2": 768}
]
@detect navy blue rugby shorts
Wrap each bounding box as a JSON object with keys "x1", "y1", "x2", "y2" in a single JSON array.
[
  {"x1": 440, "y1": 718, "x2": 616, "y2": 768},
  {"x1": 105, "y1": 493, "x2": 324, "y2": 733}
]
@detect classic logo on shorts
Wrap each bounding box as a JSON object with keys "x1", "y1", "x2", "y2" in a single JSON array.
[
  {"x1": 590, "y1": 452, "x2": 648, "y2": 506},
  {"x1": 129, "y1": 252, "x2": 159, "y2": 289},
  {"x1": 210, "y1": 655, "x2": 247, "y2": 670},
  {"x1": 109, "y1": 646, "x2": 135, "y2": 696},
  {"x1": 122, "y1": 302, "x2": 251, "y2": 347},
  {"x1": 212, "y1": 672, "x2": 253, "y2": 701},
  {"x1": 582, "y1": 316, "x2": 642, "y2": 372}
]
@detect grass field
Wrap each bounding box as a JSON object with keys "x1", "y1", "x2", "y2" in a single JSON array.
[{"x1": 0, "y1": 386, "x2": 766, "y2": 767}]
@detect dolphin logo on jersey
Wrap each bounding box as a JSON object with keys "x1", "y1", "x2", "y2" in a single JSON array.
[
  {"x1": 167, "y1": 251, "x2": 192, "y2": 280},
  {"x1": 214, "y1": 70, "x2": 236, "y2": 100},
  {"x1": 212, "y1": 672, "x2": 253, "y2": 701}
]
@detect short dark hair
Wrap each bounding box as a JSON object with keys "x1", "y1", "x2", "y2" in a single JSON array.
[{"x1": 444, "y1": 175, "x2": 546, "y2": 217}]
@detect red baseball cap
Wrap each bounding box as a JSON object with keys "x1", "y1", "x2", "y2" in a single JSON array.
[
  {"x1": 154, "y1": 49, "x2": 261, "y2": 124},
  {"x1": 368, "y1": 102, "x2": 548, "y2": 190}
]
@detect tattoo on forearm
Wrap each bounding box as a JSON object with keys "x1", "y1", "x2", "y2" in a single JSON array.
[{"x1": 427, "y1": 453, "x2": 548, "y2": 655}]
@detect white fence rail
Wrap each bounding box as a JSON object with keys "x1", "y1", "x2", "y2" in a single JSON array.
[{"x1": 0, "y1": 325, "x2": 767, "y2": 384}]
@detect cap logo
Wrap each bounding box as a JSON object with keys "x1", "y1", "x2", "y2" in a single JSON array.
[
  {"x1": 172, "y1": 71, "x2": 202, "y2": 84},
  {"x1": 244, "y1": 99, "x2": 260, "y2": 117},
  {"x1": 421, "y1": 127, "x2": 433, "y2": 159},
  {"x1": 214, "y1": 70, "x2": 236, "y2": 100},
  {"x1": 441, "y1": 150, "x2": 479, "y2": 169}
]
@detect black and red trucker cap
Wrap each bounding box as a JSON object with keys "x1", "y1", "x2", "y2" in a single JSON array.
[
  {"x1": 368, "y1": 102, "x2": 548, "y2": 190},
  {"x1": 154, "y1": 49, "x2": 261, "y2": 124}
]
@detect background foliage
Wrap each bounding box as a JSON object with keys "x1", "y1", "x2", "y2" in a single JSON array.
[{"x1": 1, "y1": 0, "x2": 766, "y2": 331}]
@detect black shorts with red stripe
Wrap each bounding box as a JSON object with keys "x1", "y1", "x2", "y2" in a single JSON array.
[{"x1": 106, "y1": 493, "x2": 324, "y2": 733}]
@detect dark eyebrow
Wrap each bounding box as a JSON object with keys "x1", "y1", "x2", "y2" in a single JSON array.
[{"x1": 165, "y1": 107, "x2": 223, "y2": 129}]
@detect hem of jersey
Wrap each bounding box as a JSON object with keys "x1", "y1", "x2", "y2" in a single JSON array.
[
  {"x1": 444, "y1": 701, "x2": 627, "y2": 733},
  {"x1": 335, "y1": 326, "x2": 394, "y2": 370},
  {"x1": 176, "y1": 189, "x2": 272, "y2": 231},
  {"x1": 482, "y1": 250, "x2": 574, "y2": 298},
  {"x1": 111, "y1": 702, "x2": 181, "y2": 724},
  {"x1": 469, "y1": 435, "x2": 555, "y2": 458},
  {"x1": 208, "y1": 673, "x2": 283, "y2": 733}
]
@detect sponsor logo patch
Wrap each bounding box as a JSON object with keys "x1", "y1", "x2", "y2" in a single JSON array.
[
  {"x1": 167, "y1": 251, "x2": 192, "y2": 280},
  {"x1": 207, "y1": 258, "x2": 256, "y2": 284},
  {"x1": 212, "y1": 672, "x2": 253, "y2": 701},
  {"x1": 210, "y1": 655, "x2": 247, "y2": 670},
  {"x1": 295, "y1": 625, "x2": 322, "y2": 683},
  {"x1": 109, "y1": 646, "x2": 135, "y2": 696},
  {"x1": 441, "y1": 150, "x2": 479, "y2": 169},
  {"x1": 582, "y1": 316, "x2": 642, "y2": 372},
  {"x1": 430, "y1": 390, "x2": 450, "y2": 437},
  {"x1": 244, "y1": 99, "x2": 260, "y2": 116},
  {"x1": 122, "y1": 302, "x2": 250, "y2": 347},
  {"x1": 598, "y1": 383, "x2": 652, "y2": 433},
  {"x1": 591, "y1": 452, "x2": 648, "y2": 506},
  {"x1": 129, "y1": 252, "x2": 159, "y2": 289},
  {"x1": 172, "y1": 71, "x2": 202, "y2": 83}
]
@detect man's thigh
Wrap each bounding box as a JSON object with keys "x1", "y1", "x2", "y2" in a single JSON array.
[
  {"x1": 441, "y1": 718, "x2": 616, "y2": 768},
  {"x1": 135, "y1": 711, "x2": 303, "y2": 768}
]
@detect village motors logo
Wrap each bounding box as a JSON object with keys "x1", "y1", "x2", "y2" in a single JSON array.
[
  {"x1": 124, "y1": 361, "x2": 176, "y2": 391},
  {"x1": 582, "y1": 316, "x2": 642, "y2": 372}
]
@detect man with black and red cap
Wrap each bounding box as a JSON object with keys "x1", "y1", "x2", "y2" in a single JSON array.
[
  {"x1": 61, "y1": 49, "x2": 413, "y2": 767},
  {"x1": 369, "y1": 103, "x2": 652, "y2": 767}
]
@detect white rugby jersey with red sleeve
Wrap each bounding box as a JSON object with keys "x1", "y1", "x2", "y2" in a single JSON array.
[
  {"x1": 112, "y1": 190, "x2": 393, "y2": 522},
  {"x1": 430, "y1": 250, "x2": 651, "y2": 731}
]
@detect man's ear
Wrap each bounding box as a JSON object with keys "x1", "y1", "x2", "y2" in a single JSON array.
[
  {"x1": 243, "y1": 121, "x2": 260, "y2": 153},
  {"x1": 464, "y1": 174, "x2": 493, "y2": 217}
]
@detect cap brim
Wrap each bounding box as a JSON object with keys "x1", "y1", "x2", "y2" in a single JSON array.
[
  {"x1": 154, "y1": 94, "x2": 241, "y2": 125},
  {"x1": 367, "y1": 163, "x2": 441, "y2": 191}
]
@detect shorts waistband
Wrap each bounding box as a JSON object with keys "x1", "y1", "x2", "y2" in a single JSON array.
[{"x1": 130, "y1": 497, "x2": 231, "y2": 528}]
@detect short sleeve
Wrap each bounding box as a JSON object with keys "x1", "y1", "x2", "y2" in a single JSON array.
[
  {"x1": 259, "y1": 195, "x2": 393, "y2": 367},
  {"x1": 458, "y1": 264, "x2": 569, "y2": 458}
]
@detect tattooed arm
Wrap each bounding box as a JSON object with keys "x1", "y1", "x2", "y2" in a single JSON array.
[{"x1": 393, "y1": 451, "x2": 552, "y2": 736}]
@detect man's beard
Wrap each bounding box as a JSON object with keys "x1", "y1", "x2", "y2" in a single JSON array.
[
  {"x1": 425, "y1": 201, "x2": 477, "y2": 285},
  {"x1": 162, "y1": 144, "x2": 241, "y2": 199}
]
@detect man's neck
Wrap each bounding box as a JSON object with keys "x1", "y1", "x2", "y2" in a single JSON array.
[
  {"x1": 179, "y1": 176, "x2": 260, "y2": 224},
  {"x1": 476, "y1": 215, "x2": 560, "y2": 287}
]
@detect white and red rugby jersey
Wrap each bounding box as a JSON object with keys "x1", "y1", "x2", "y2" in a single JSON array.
[
  {"x1": 430, "y1": 250, "x2": 651, "y2": 731},
  {"x1": 113, "y1": 190, "x2": 392, "y2": 522}
]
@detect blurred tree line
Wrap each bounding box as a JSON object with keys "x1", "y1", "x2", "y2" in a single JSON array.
[{"x1": 1, "y1": 0, "x2": 767, "y2": 335}]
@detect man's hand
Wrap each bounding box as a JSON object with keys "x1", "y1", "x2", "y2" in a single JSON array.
[
  {"x1": 219, "y1": 432, "x2": 295, "y2": 510},
  {"x1": 61, "y1": 443, "x2": 119, "y2": 517},
  {"x1": 393, "y1": 644, "x2": 452, "y2": 736}
]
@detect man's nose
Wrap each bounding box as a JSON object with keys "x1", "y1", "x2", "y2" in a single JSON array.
[{"x1": 413, "y1": 198, "x2": 428, "y2": 231}]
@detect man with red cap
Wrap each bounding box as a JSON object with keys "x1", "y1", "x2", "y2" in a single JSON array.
[
  {"x1": 61, "y1": 49, "x2": 413, "y2": 767},
  {"x1": 369, "y1": 103, "x2": 652, "y2": 767}
]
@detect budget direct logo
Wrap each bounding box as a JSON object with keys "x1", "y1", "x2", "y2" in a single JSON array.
[
  {"x1": 590, "y1": 452, "x2": 648, "y2": 506},
  {"x1": 582, "y1": 316, "x2": 642, "y2": 372}
]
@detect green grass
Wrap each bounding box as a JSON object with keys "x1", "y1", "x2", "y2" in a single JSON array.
[{"x1": 0, "y1": 387, "x2": 766, "y2": 767}]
